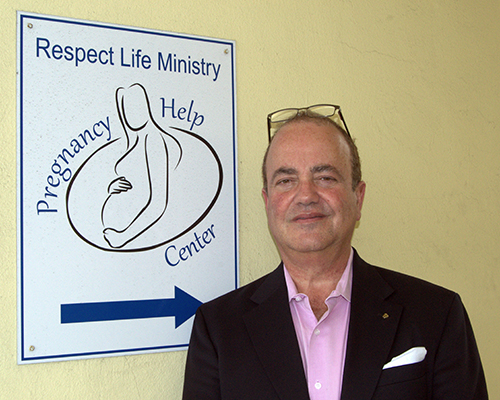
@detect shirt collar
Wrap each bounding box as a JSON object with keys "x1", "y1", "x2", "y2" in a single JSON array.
[{"x1": 284, "y1": 248, "x2": 353, "y2": 303}]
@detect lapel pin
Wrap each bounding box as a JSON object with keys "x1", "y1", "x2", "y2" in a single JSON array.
[{"x1": 382, "y1": 313, "x2": 389, "y2": 319}]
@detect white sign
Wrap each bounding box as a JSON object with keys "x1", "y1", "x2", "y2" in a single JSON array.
[{"x1": 17, "y1": 12, "x2": 238, "y2": 364}]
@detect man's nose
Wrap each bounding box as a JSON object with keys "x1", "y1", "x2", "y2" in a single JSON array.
[{"x1": 296, "y1": 179, "x2": 319, "y2": 205}]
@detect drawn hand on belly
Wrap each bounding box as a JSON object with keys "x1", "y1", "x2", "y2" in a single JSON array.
[
  {"x1": 102, "y1": 177, "x2": 135, "y2": 247},
  {"x1": 108, "y1": 176, "x2": 132, "y2": 194}
]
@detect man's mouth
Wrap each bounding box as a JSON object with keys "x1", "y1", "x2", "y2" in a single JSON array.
[{"x1": 292, "y1": 213, "x2": 325, "y2": 223}]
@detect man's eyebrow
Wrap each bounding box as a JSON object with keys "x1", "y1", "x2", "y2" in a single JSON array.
[
  {"x1": 271, "y1": 167, "x2": 298, "y2": 182},
  {"x1": 311, "y1": 164, "x2": 341, "y2": 174},
  {"x1": 271, "y1": 165, "x2": 345, "y2": 182},
  {"x1": 311, "y1": 164, "x2": 336, "y2": 173},
  {"x1": 311, "y1": 164, "x2": 346, "y2": 180}
]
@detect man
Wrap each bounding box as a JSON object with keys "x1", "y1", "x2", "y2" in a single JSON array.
[{"x1": 183, "y1": 105, "x2": 488, "y2": 399}]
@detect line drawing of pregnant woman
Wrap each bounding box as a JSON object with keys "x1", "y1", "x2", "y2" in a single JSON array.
[
  {"x1": 101, "y1": 83, "x2": 182, "y2": 249},
  {"x1": 66, "y1": 83, "x2": 223, "y2": 252}
]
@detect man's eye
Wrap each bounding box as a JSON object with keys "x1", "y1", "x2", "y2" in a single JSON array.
[{"x1": 316, "y1": 176, "x2": 339, "y2": 185}]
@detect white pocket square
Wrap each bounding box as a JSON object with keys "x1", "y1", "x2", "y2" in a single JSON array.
[{"x1": 383, "y1": 347, "x2": 427, "y2": 370}]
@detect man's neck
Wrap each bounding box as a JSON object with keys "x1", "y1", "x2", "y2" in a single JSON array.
[{"x1": 282, "y1": 247, "x2": 352, "y2": 320}]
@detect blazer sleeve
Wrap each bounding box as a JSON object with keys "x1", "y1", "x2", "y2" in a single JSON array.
[
  {"x1": 182, "y1": 307, "x2": 221, "y2": 400},
  {"x1": 432, "y1": 293, "x2": 488, "y2": 399}
]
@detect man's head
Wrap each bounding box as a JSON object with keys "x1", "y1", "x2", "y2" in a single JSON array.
[
  {"x1": 261, "y1": 115, "x2": 365, "y2": 259},
  {"x1": 263, "y1": 115, "x2": 362, "y2": 193}
]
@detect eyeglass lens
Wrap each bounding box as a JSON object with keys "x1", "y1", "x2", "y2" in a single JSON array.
[{"x1": 267, "y1": 104, "x2": 349, "y2": 141}]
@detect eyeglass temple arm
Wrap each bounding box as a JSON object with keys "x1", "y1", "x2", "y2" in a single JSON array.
[
  {"x1": 267, "y1": 116, "x2": 272, "y2": 142},
  {"x1": 338, "y1": 109, "x2": 351, "y2": 138}
]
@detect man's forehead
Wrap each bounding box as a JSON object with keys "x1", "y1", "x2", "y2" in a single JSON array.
[
  {"x1": 266, "y1": 121, "x2": 351, "y2": 176},
  {"x1": 273, "y1": 119, "x2": 345, "y2": 146},
  {"x1": 270, "y1": 122, "x2": 347, "y2": 158},
  {"x1": 276, "y1": 113, "x2": 341, "y2": 134}
]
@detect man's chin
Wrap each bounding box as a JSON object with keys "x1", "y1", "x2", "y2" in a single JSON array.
[{"x1": 282, "y1": 235, "x2": 333, "y2": 254}]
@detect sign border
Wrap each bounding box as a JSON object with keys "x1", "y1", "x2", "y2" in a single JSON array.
[{"x1": 17, "y1": 11, "x2": 238, "y2": 364}]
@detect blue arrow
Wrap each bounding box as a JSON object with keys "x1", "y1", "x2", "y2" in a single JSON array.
[{"x1": 61, "y1": 287, "x2": 202, "y2": 328}]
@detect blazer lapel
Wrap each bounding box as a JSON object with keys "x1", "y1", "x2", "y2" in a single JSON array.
[
  {"x1": 243, "y1": 264, "x2": 310, "y2": 400},
  {"x1": 341, "y1": 252, "x2": 403, "y2": 400}
]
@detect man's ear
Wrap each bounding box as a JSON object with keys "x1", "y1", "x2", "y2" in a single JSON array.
[
  {"x1": 355, "y1": 181, "x2": 366, "y2": 220},
  {"x1": 262, "y1": 188, "x2": 269, "y2": 207}
]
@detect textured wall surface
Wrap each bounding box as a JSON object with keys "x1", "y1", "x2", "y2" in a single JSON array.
[{"x1": 1, "y1": 0, "x2": 498, "y2": 398}]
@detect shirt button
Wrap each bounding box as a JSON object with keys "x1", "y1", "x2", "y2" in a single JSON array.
[
  {"x1": 315, "y1": 381, "x2": 322, "y2": 389},
  {"x1": 294, "y1": 296, "x2": 303, "y2": 302},
  {"x1": 314, "y1": 328, "x2": 320, "y2": 335}
]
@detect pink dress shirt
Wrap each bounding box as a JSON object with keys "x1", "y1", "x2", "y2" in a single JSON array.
[{"x1": 284, "y1": 249, "x2": 353, "y2": 400}]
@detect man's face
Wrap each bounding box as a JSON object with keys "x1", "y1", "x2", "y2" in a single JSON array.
[{"x1": 262, "y1": 120, "x2": 365, "y2": 259}]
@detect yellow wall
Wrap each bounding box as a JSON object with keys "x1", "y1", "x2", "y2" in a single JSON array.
[{"x1": 1, "y1": 0, "x2": 498, "y2": 398}]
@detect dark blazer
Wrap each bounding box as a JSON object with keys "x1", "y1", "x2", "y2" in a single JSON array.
[{"x1": 183, "y1": 251, "x2": 488, "y2": 399}]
